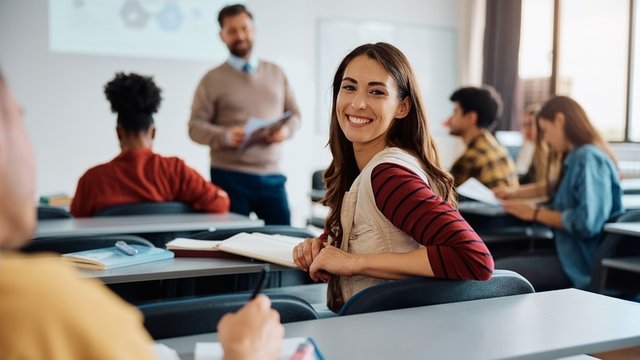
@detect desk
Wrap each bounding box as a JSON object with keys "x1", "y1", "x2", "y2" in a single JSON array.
[
  {"x1": 458, "y1": 201, "x2": 553, "y2": 249},
  {"x1": 79, "y1": 257, "x2": 286, "y2": 284},
  {"x1": 623, "y1": 195, "x2": 640, "y2": 210},
  {"x1": 598, "y1": 222, "x2": 640, "y2": 292},
  {"x1": 605, "y1": 222, "x2": 640, "y2": 237},
  {"x1": 622, "y1": 178, "x2": 640, "y2": 194},
  {"x1": 458, "y1": 201, "x2": 506, "y2": 216},
  {"x1": 159, "y1": 289, "x2": 640, "y2": 360},
  {"x1": 34, "y1": 212, "x2": 263, "y2": 238}
]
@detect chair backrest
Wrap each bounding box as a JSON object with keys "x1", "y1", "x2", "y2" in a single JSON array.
[
  {"x1": 590, "y1": 209, "x2": 640, "y2": 292},
  {"x1": 20, "y1": 234, "x2": 154, "y2": 254},
  {"x1": 37, "y1": 205, "x2": 72, "y2": 220},
  {"x1": 138, "y1": 294, "x2": 319, "y2": 339},
  {"x1": 189, "y1": 225, "x2": 317, "y2": 240},
  {"x1": 311, "y1": 170, "x2": 325, "y2": 191},
  {"x1": 338, "y1": 269, "x2": 534, "y2": 316},
  {"x1": 94, "y1": 202, "x2": 197, "y2": 217},
  {"x1": 309, "y1": 170, "x2": 326, "y2": 202}
]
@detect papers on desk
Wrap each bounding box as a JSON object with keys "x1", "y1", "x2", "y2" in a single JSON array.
[
  {"x1": 195, "y1": 337, "x2": 324, "y2": 360},
  {"x1": 166, "y1": 232, "x2": 301, "y2": 268},
  {"x1": 62, "y1": 245, "x2": 174, "y2": 270},
  {"x1": 456, "y1": 178, "x2": 501, "y2": 206}
]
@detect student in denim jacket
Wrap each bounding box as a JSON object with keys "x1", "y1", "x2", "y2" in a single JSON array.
[{"x1": 495, "y1": 96, "x2": 624, "y2": 290}]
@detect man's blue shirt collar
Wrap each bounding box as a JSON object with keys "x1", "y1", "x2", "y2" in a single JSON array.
[{"x1": 227, "y1": 54, "x2": 258, "y2": 73}]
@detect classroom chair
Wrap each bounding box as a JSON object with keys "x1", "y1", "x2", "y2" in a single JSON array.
[
  {"x1": 37, "y1": 205, "x2": 72, "y2": 220},
  {"x1": 338, "y1": 269, "x2": 534, "y2": 316},
  {"x1": 189, "y1": 225, "x2": 317, "y2": 241},
  {"x1": 306, "y1": 169, "x2": 327, "y2": 229},
  {"x1": 138, "y1": 294, "x2": 319, "y2": 339},
  {"x1": 20, "y1": 234, "x2": 153, "y2": 254},
  {"x1": 95, "y1": 201, "x2": 199, "y2": 247},
  {"x1": 94, "y1": 201, "x2": 197, "y2": 216},
  {"x1": 590, "y1": 209, "x2": 640, "y2": 295}
]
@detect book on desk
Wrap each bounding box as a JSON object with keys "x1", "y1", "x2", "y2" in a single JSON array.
[
  {"x1": 165, "y1": 232, "x2": 300, "y2": 268},
  {"x1": 62, "y1": 245, "x2": 174, "y2": 270}
]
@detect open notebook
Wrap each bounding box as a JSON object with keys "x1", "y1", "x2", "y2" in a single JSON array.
[{"x1": 166, "y1": 232, "x2": 301, "y2": 268}]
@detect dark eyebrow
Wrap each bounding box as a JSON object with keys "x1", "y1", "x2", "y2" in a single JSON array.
[{"x1": 341, "y1": 77, "x2": 388, "y2": 88}]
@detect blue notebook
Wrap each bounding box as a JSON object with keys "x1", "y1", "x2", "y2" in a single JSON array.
[{"x1": 62, "y1": 245, "x2": 174, "y2": 270}]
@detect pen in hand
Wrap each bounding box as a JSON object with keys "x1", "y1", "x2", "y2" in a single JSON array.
[{"x1": 250, "y1": 264, "x2": 271, "y2": 300}]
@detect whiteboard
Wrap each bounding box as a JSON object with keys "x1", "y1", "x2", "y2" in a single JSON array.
[{"x1": 316, "y1": 19, "x2": 458, "y2": 137}]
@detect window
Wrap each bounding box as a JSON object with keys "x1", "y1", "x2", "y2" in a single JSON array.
[
  {"x1": 519, "y1": 0, "x2": 638, "y2": 142},
  {"x1": 558, "y1": 0, "x2": 629, "y2": 141},
  {"x1": 631, "y1": 1, "x2": 640, "y2": 141},
  {"x1": 519, "y1": 0, "x2": 554, "y2": 108}
]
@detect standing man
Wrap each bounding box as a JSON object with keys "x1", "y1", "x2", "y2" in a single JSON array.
[
  {"x1": 445, "y1": 86, "x2": 519, "y2": 189},
  {"x1": 188, "y1": 4, "x2": 301, "y2": 225}
]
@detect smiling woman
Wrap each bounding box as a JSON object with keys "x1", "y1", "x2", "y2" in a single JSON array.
[{"x1": 292, "y1": 43, "x2": 494, "y2": 313}]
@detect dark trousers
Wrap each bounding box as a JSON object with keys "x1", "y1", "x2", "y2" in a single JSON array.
[{"x1": 211, "y1": 168, "x2": 291, "y2": 225}]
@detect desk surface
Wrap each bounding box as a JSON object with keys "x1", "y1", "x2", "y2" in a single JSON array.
[
  {"x1": 159, "y1": 289, "x2": 640, "y2": 360},
  {"x1": 604, "y1": 222, "x2": 640, "y2": 237},
  {"x1": 34, "y1": 212, "x2": 263, "y2": 238},
  {"x1": 622, "y1": 178, "x2": 640, "y2": 193},
  {"x1": 623, "y1": 195, "x2": 640, "y2": 210},
  {"x1": 79, "y1": 257, "x2": 287, "y2": 284},
  {"x1": 458, "y1": 201, "x2": 506, "y2": 216}
]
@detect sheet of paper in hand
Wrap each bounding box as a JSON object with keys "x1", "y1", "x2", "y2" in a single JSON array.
[{"x1": 238, "y1": 111, "x2": 292, "y2": 153}]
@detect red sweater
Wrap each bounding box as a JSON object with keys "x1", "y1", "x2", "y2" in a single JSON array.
[
  {"x1": 371, "y1": 163, "x2": 493, "y2": 280},
  {"x1": 70, "y1": 148, "x2": 230, "y2": 217}
]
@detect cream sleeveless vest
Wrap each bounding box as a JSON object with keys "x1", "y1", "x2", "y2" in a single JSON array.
[{"x1": 329, "y1": 147, "x2": 431, "y2": 307}]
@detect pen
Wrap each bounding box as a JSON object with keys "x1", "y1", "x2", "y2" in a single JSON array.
[
  {"x1": 249, "y1": 264, "x2": 270, "y2": 300},
  {"x1": 115, "y1": 241, "x2": 138, "y2": 256}
]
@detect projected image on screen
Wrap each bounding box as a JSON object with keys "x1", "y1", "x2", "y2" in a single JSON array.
[{"x1": 49, "y1": 0, "x2": 230, "y2": 61}]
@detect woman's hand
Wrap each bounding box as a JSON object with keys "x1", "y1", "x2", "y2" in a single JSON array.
[
  {"x1": 292, "y1": 237, "x2": 326, "y2": 272},
  {"x1": 309, "y1": 246, "x2": 358, "y2": 283},
  {"x1": 502, "y1": 200, "x2": 537, "y2": 221},
  {"x1": 494, "y1": 187, "x2": 518, "y2": 199}
]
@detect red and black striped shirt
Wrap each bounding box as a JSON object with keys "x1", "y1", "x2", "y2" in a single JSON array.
[{"x1": 371, "y1": 162, "x2": 493, "y2": 281}]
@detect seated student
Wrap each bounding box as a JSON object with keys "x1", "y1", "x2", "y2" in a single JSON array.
[
  {"x1": 495, "y1": 96, "x2": 624, "y2": 290},
  {"x1": 445, "y1": 86, "x2": 519, "y2": 189},
  {"x1": 516, "y1": 104, "x2": 559, "y2": 185},
  {"x1": 70, "y1": 72, "x2": 230, "y2": 217},
  {"x1": 0, "y1": 72, "x2": 283, "y2": 359},
  {"x1": 292, "y1": 43, "x2": 494, "y2": 313}
]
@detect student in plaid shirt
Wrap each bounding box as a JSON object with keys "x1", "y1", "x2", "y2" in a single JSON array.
[{"x1": 445, "y1": 86, "x2": 519, "y2": 189}]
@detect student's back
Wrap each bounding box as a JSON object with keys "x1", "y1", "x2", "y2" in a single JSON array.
[
  {"x1": 0, "y1": 72, "x2": 156, "y2": 359},
  {"x1": 0, "y1": 254, "x2": 156, "y2": 359},
  {"x1": 70, "y1": 148, "x2": 229, "y2": 217},
  {"x1": 69, "y1": 72, "x2": 229, "y2": 217}
]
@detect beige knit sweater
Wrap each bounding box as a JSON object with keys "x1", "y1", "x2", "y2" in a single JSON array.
[{"x1": 188, "y1": 61, "x2": 301, "y2": 174}]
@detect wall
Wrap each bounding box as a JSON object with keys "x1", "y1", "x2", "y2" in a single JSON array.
[{"x1": 0, "y1": 0, "x2": 481, "y2": 226}]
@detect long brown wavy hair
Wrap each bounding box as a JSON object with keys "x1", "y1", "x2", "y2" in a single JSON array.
[
  {"x1": 322, "y1": 42, "x2": 455, "y2": 243},
  {"x1": 537, "y1": 96, "x2": 617, "y2": 196}
]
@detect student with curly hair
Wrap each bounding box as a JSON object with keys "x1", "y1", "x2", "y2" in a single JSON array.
[
  {"x1": 70, "y1": 73, "x2": 230, "y2": 217},
  {"x1": 292, "y1": 43, "x2": 494, "y2": 312}
]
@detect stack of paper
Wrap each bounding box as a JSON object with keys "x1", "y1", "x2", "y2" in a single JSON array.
[{"x1": 456, "y1": 178, "x2": 501, "y2": 206}]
